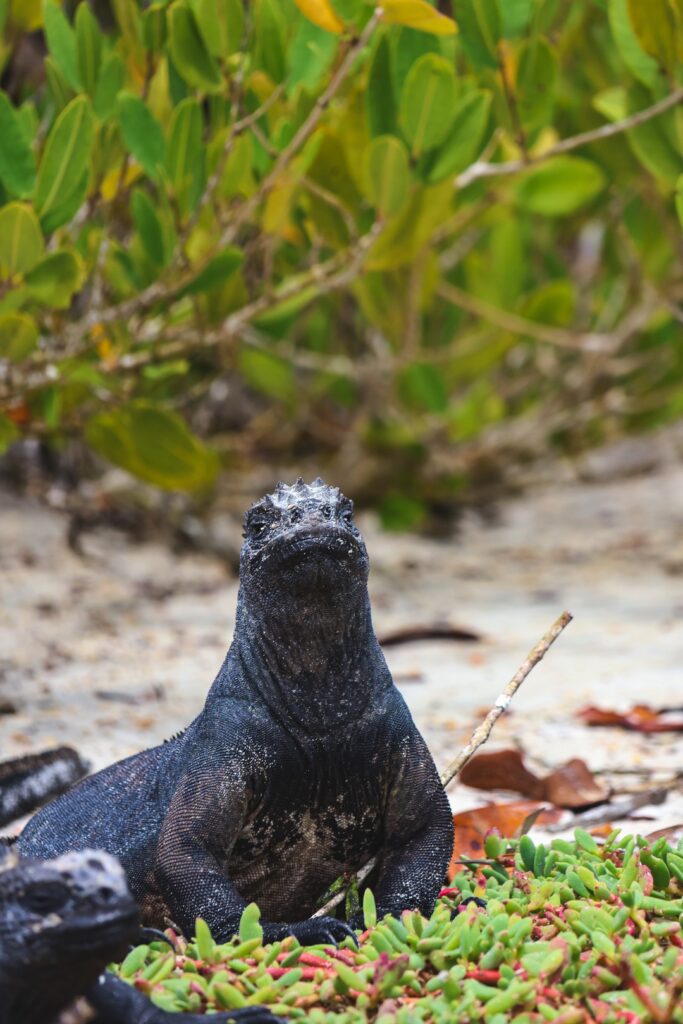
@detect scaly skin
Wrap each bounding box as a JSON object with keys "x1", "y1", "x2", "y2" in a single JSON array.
[
  {"x1": 0, "y1": 844, "x2": 280, "y2": 1024},
  {"x1": 18, "y1": 479, "x2": 454, "y2": 944}
]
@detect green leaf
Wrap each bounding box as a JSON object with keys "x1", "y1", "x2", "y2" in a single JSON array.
[
  {"x1": 43, "y1": 0, "x2": 81, "y2": 91},
  {"x1": 456, "y1": 0, "x2": 501, "y2": 69},
  {"x1": 379, "y1": 493, "x2": 425, "y2": 531},
  {"x1": 180, "y1": 248, "x2": 244, "y2": 296},
  {"x1": 381, "y1": 0, "x2": 456, "y2": 35},
  {"x1": 24, "y1": 250, "x2": 83, "y2": 307},
  {"x1": 0, "y1": 312, "x2": 38, "y2": 360},
  {"x1": 238, "y1": 903, "x2": 263, "y2": 943},
  {"x1": 191, "y1": 0, "x2": 244, "y2": 58},
  {"x1": 117, "y1": 92, "x2": 166, "y2": 180},
  {"x1": 398, "y1": 361, "x2": 448, "y2": 412},
  {"x1": 75, "y1": 2, "x2": 102, "y2": 96},
  {"x1": 367, "y1": 178, "x2": 452, "y2": 269},
  {"x1": 608, "y1": 0, "x2": 659, "y2": 88},
  {"x1": 362, "y1": 888, "x2": 377, "y2": 930},
  {"x1": 366, "y1": 36, "x2": 396, "y2": 139},
  {"x1": 41, "y1": 167, "x2": 89, "y2": 234},
  {"x1": 0, "y1": 412, "x2": 19, "y2": 453},
  {"x1": 93, "y1": 53, "x2": 125, "y2": 121},
  {"x1": 676, "y1": 174, "x2": 683, "y2": 230},
  {"x1": 169, "y1": 1, "x2": 223, "y2": 93},
  {"x1": 427, "y1": 88, "x2": 491, "y2": 182},
  {"x1": 167, "y1": 97, "x2": 204, "y2": 216},
  {"x1": 498, "y1": 0, "x2": 533, "y2": 38},
  {"x1": 131, "y1": 188, "x2": 167, "y2": 266},
  {"x1": 142, "y1": 3, "x2": 169, "y2": 53},
  {"x1": 287, "y1": 16, "x2": 338, "y2": 95},
  {"x1": 44, "y1": 56, "x2": 74, "y2": 114},
  {"x1": 238, "y1": 347, "x2": 295, "y2": 401},
  {"x1": 86, "y1": 402, "x2": 219, "y2": 492},
  {"x1": 515, "y1": 156, "x2": 606, "y2": 216},
  {"x1": 34, "y1": 96, "x2": 94, "y2": 226},
  {"x1": 363, "y1": 135, "x2": 410, "y2": 215},
  {"x1": 0, "y1": 94, "x2": 36, "y2": 198},
  {"x1": 516, "y1": 37, "x2": 557, "y2": 133},
  {"x1": 0, "y1": 202, "x2": 44, "y2": 276},
  {"x1": 399, "y1": 54, "x2": 457, "y2": 156}
]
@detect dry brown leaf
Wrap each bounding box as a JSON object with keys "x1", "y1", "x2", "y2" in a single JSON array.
[
  {"x1": 543, "y1": 758, "x2": 610, "y2": 809},
  {"x1": 577, "y1": 704, "x2": 683, "y2": 732},
  {"x1": 459, "y1": 748, "x2": 546, "y2": 799}
]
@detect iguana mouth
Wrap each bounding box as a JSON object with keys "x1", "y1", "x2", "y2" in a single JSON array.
[
  {"x1": 56, "y1": 904, "x2": 139, "y2": 951},
  {"x1": 260, "y1": 525, "x2": 361, "y2": 565}
]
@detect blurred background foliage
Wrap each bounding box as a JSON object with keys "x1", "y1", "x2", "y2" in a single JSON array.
[{"x1": 0, "y1": 0, "x2": 682, "y2": 530}]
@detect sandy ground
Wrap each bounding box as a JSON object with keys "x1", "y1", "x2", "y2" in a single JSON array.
[{"x1": 1, "y1": 464, "x2": 682, "y2": 840}]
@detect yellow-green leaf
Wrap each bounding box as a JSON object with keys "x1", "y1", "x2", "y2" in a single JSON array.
[
  {"x1": 427, "y1": 88, "x2": 491, "y2": 182},
  {"x1": 399, "y1": 54, "x2": 457, "y2": 156},
  {"x1": 0, "y1": 202, "x2": 44, "y2": 277},
  {"x1": 34, "y1": 96, "x2": 94, "y2": 224},
  {"x1": 24, "y1": 249, "x2": 83, "y2": 307},
  {"x1": 85, "y1": 402, "x2": 219, "y2": 492},
  {"x1": 608, "y1": 0, "x2": 659, "y2": 88},
  {"x1": 363, "y1": 135, "x2": 410, "y2": 215},
  {"x1": 515, "y1": 156, "x2": 606, "y2": 216},
  {"x1": 75, "y1": 1, "x2": 102, "y2": 96},
  {"x1": 191, "y1": 0, "x2": 244, "y2": 57},
  {"x1": 0, "y1": 93, "x2": 36, "y2": 198},
  {"x1": 627, "y1": 0, "x2": 682, "y2": 70},
  {"x1": 381, "y1": 0, "x2": 457, "y2": 36},
  {"x1": 167, "y1": 97, "x2": 204, "y2": 216},
  {"x1": 0, "y1": 312, "x2": 38, "y2": 360},
  {"x1": 294, "y1": 0, "x2": 343, "y2": 34},
  {"x1": 676, "y1": 174, "x2": 683, "y2": 230},
  {"x1": 179, "y1": 248, "x2": 244, "y2": 296},
  {"x1": 169, "y1": 1, "x2": 223, "y2": 93}
]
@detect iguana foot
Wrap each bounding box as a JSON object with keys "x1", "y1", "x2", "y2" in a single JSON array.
[
  {"x1": 263, "y1": 916, "x2": 358, "y2": 946},
  {"x1": 87, "y1": 973, "x2": 286, "y2": 1023},
  {"x1": 451, "y1": 894, "x2": 487, "y2": 918}
]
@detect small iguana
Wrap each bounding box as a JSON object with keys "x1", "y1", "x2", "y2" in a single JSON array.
[
  {"x1": 18, "y1": 479, "x2": 454, "y2": 943},
  {"x1": 0, "y1": 843, "x2": 280, "y2": 1024}
]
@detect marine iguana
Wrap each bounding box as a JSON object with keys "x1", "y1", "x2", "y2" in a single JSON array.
[
  {"x1": 0, "y1": 844, "x2": 280, "y2": 1024},
  {"x1": 18, "y1": 479, "x2": 454, "y2": 943}
]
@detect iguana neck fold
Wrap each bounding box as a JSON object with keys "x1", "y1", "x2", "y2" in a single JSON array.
[{"x1": 208, "y1": 589, "x2": 385, "y2": 733}]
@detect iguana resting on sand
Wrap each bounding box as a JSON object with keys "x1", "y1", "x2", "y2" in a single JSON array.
[
  {"x1": 0, "y1": 844, "x2": 280, "y2": 1024},
  {"x1": 18, "y1": 479, "x2": 453, "y2": 943}
]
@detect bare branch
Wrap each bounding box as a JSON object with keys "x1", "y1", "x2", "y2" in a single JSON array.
[
  {"x1": 440, "y1": 611, "x2": 573, "y2": 789},
  {"x1": 455, "y1": 87, "x2": 683, "y2": 189},
  {"x1": 437, "y1": 281, "x2": 614, "y2": 352}
]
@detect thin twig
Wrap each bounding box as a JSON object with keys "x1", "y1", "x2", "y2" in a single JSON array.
[
  {"x1": 440, "y1": 612, "x2": 573, "y2": 789},
  {"x1": 437, "y1": 281, "x2": 613, "y2": 352},
  {"x1": 313, "y1": 612, "x2": 573, "y2": 918},
  {"x1": 455, "y1": 87, "x2": 683, "y2": 189}
]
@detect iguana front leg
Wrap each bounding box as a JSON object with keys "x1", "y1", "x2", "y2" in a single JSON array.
[
  {"x1": 86, "y1": 972, "x2": 284, "y2": 1024},
  {"x1": 156, "y1": 769, "x2": 355, "y2": 945},
  {"x1": 365, "y1": 735, "x2": 453, "y2": 920}
]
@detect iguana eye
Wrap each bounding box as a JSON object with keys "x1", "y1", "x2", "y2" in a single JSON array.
[
  {"x1": 341, "y1": 508, "x2": 353, "y2": 526},
  {"x1": 250, "y1": 521, "x2": 268, "y2": 539},
  {"x1": 23, "y1": 881, "x2": 70, "y2": 914}
]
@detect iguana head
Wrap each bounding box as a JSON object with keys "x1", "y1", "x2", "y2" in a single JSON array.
[
  {"x1": 0, "y1": 846, "x2": 138, "y2": 1024},
  {"x1": 240, "y1": 478, "x2": 369, "y2": 603}
]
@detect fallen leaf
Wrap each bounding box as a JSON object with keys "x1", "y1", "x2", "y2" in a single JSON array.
[
  {"x1": 459, "y1": 748, "x2": 546, "y2": 799},
  {"x1": 543, "y1": 758, "x2": 610, "y2": 809},
  {"x1": 644, "y1": 822, "x2": 683, "y2": 845},
  {"x1": 449, "y1": 800, "x2": 564, "y2": 876},
  {"x1": 577, "y1": 704, "x2": 683, "y2": 732}
]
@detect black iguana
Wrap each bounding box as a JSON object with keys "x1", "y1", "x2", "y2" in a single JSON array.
[
  {"x1": 17, "y1": 479, "x2": 454, "y2": 944},
  {"x1": 0, "y1": 843, "x2": 281, "y2": 1024}
]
